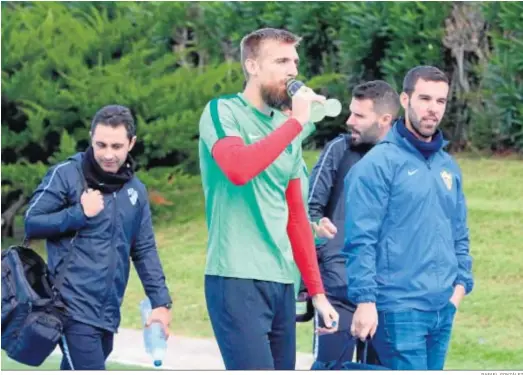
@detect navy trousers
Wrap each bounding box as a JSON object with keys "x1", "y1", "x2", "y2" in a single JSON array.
[
  {"x1": 205, "y1": 275, "x2": 296, "y2": 370},
  {"x1": 59, "y1": 320, "x2": 114, "y2": 370}
]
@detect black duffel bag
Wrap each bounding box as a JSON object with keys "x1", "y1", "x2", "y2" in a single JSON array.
[
  {"x1": 311, "y1": 335, "x2": 389, "y2": 371},
  {"x1": 1, "y1": 244, "x2": 70, "y2": 366}
]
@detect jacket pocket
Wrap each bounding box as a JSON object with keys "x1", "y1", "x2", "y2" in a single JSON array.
[
  {"x1": 438, "y1": 223, "x2": 459, "y2": 280},
  {"x1": 384, "y1": 234, "x2": 402, "y2": 281}
]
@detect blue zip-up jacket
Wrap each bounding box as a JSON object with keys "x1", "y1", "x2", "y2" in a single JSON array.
[
  {"x1": 308, "y1": 134, "x2": 371, "y2": 303},
  {"x1": 24, "y1": 152, "x2": 172, "y2": 332},
  {"x1": 343, "y1": 123, "x2": 474, "y2": 312}
]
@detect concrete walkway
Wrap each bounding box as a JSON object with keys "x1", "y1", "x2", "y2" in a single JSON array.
[{"x1": 52, "y1": 328, "x2": 314, "y2": 370}]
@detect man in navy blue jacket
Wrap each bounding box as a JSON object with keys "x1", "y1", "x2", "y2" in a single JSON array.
[
  {"x1": 344, "y1": 66, "x2": 474, "y2": 370},
  {"x1": 24, "y1": 105, "x2": 173, "y2": 370},
  {"x1": 308, "y1": 81, "x2": 400, "y2": 367}
]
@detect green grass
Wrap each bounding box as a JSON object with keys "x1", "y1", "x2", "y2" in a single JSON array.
[
  {"x1": 4, "y1": 153, "x2": 523, "y2": 370},
  {"x1": 1, "y1": 351, "x2": 148, "y2": 370},
  {"x1": 441, "y1": 157, "x2": 523, "y2": 369}
]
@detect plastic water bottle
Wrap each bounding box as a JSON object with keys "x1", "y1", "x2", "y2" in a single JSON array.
[
  {"x1": 286, "y1": 79, "x2": 343, "y2": 123},
  {"x1": 139, "y1": 298, "x2": 167, "y2": 367}
]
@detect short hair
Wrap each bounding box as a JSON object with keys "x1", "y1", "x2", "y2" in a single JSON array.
[
  {"x1": 240, "y1": 28, "x2": 301, "y2": 79},
  {"x1": 90, "y1": 105, "x2": 136, "y2": 140},
  {"x1": 352, "y1": 80, "x2": 400, "y2": 119},
  {"x1": 403, "y1": 66, "x2": 449, "y2": 96}
]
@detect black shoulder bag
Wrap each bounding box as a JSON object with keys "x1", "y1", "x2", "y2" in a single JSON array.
[{"x1": 1, "y1": 167, "x2": 88, "y2": 366}]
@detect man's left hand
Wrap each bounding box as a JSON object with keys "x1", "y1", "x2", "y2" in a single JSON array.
[
  {"x1": 312, "y1": 217, "x2": 337, "y2": 239},
  {"x1": 312, "y1": 294, "x2": 339, "y2": 335},
  {"x1": 450, "y1": 284, "x2": 466, "y2": 309},
  {"x1": 146, "y1": 306, "x2": 172, "y2": 338}
]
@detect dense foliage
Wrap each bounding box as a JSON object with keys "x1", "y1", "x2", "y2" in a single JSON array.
[{"x1": 2, "y1": 1, "x2": 522, "y2": 235}]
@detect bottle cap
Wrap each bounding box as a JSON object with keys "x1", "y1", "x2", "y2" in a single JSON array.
[
  {"x1": 286, "y1": 79, "x2": 304, "y2": 97},
  {"x1": 152, "y1": 348, "x2": 165, "y2": 366}
]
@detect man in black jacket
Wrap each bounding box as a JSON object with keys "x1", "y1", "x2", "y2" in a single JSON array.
[
  {"x1": 308, "y1": 81, "x2": 400, "y2": 367},
  {"x1": 24, "y1": 105, "x2": 172, "y2": 370}
]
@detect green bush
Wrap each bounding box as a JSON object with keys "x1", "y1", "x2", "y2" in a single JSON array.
[
  {"x1": 136, "y1": 167, "x2": 204, "y2": 224},
  {"x1": 469, "y1": 2, "x2": 523, "y2": 152},
  {"x1": 1, "y1": 2, "x2": 246, "y2": 171},
  {"x1": 1, "y1": 2, "x2": 244, "y2": 233}
]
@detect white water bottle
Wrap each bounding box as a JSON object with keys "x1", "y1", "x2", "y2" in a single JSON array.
[
  {"x1": 286, "y1": 79, "x2": 342, "y2": 123},
  {"x1": 139, "y1": 297, "x2": 167, "y2": 367}
]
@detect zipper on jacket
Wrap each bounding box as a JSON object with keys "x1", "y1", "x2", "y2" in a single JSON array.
[
  {"x1": 426, "y1": 152, "x2": 438, "y2": 170},
  {"x1": 99, "y1": 192, "x2": 118, "y2": 321}
]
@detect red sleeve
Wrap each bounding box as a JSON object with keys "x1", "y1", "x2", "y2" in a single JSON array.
[
  {"x1": 286, "y1": 178, "x2": 325, "y2": 296},
  {"x1": 212, "y1": 118, "x2": 302, "y2": 185}
]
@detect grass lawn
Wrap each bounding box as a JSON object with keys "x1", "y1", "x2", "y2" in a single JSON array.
[
  {"x1": 1, "y1": 351, "x2": 148, "y2": 370},
  {"x1": 4, "y1": 152, "x2": 522, "y2": 370}
]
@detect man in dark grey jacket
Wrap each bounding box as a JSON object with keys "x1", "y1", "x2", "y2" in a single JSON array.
[
  {"x1": 308, "y1": 81, "x2": 400, "y2": 367},
  {"x1": 24, "y1": 105, "x2": 172, "y2": 370}
]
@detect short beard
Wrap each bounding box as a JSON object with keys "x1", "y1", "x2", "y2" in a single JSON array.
[
  {"x1": 353, "y1": 121, "x2": 381, "y2": 145},
  {"x1": 408, "y1": 102, "x2": 437, "y2": 139},
  {"x1": 261, "y1": 84, "x2": 291, "y2": 111}
]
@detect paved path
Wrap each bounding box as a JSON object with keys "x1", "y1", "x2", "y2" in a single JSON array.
[{"x1": 52, "y1": 328, "x2": 314, "y2": 370}]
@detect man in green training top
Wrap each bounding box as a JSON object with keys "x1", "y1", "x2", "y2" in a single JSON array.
[{"x1": 198, "y1": 28, "x2": 339, "y2": 370}]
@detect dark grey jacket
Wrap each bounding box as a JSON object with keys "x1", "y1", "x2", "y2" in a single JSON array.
[{"x1": 308, "y1": 134, "x2": 372, "y2": 304}]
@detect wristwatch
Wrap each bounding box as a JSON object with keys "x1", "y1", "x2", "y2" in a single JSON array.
[{"x1": 163, "y1": 303, "x2": 173, "y2": 310}]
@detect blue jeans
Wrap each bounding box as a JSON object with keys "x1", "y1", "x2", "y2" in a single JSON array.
[{"x1": 372, "y1": 301, "x2": 457, "y2": 370}]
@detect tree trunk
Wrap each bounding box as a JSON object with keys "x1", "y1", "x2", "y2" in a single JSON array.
[{"x1": 1, "y1": 194, "x2": 27, "y2": 238}]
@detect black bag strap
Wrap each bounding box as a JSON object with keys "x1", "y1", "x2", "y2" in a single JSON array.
[
  {"x1": 334, "y1": 335, "x2": 371, "y2": 367},
  {"x1": 51, "y1": 247, "x2": 75, "y2": 298},
  {"x1": 52, "y1": 164, "x2": 88, "y2": 297},
  {"x1": 318, "y1": 331, "x2": 361, "y2": 370},
  {"x1": 360, "y1": 340, "x2": 369, "y2": 364},
  {"x1": 21, "y1": 162, "x2": 88, "y2": 298}
]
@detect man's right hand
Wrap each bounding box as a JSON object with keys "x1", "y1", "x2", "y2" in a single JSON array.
[
  {"x1": 81, "y1": 189, "x2": 104, "y2": 217},
  {"x1": 291, "y1": 85, "x2": 326, "y2": 126},
  {"x1": 351, "y1": 302, "x2": 378, "y2": 341},
  {"x1": 312, "y1": 217, "x2": 337, "y2": 239}
]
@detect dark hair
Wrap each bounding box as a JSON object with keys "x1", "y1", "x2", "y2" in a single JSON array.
[
  {"x1": 352, "y1": 80, "x2": 400, "y2": 118},
  {"x1": 240, "y1": 28, "x2": 301, "y2": 79},
  {"x1": 403, "y1": 66, "x2": 449, "y2": 96},
  {"x1": 90, "y1": 105, "x2": 136, "y2": 139}
]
